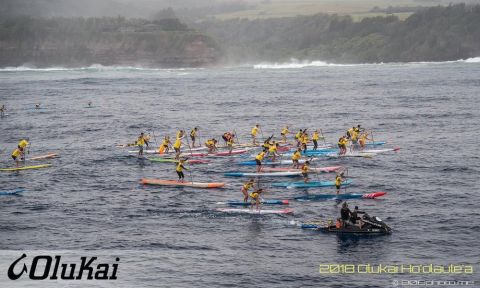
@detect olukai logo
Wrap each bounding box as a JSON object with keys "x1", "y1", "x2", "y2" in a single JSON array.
[{"x1": 7, "y1": 254, "x2": 119, "y2": 280}]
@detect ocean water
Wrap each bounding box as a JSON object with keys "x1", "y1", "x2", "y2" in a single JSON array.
[{"x1": 0, "y1": 60, "x2": 479, "y2": 287}]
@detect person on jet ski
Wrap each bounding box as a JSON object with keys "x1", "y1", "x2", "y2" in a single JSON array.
[
  {"x1": 340, "y1": 202, "x2": 351, "y2": 226},
  {"x1": 350, "y1": 206, "x2": 364, "y2": 227}
]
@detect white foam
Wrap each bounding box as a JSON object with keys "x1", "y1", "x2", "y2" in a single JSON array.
[
  {"x1": 0, "y1": 64, "x2": 202, "y2": 72},
  {"x1": 253, "y1": 57, "x2": 480, "y2": 69},
  {"x1": 253, "y1": 59, "x2": 354, "y2": 69}
]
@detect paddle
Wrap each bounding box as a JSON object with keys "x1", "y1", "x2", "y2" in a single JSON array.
[
  {"x1": 184, "y1": 128, "x2": 194, "y2": 157},
  {"x1": 306, "y1": 156, "x2": 321, "y2": 184},
  {"x1": 370, "y1": 130, "x2": 375, "y2": 145},
  {"x1": 233, "y1": 129, "x2": 240, "y2": 147},
  {"x1": 151, "y1": 130, "x2": 159, "y2": 149},
  {"x1": 320, "y1": 128, "x2": 327, "y2": 146},
  {"x1": 185, "y1": 129, "x2": 200, "y2": 183}
]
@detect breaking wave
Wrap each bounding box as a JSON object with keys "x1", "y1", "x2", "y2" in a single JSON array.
[
  {"x1": 253, "y1": 57, "x2": 480, "y2": 69},
  {"x1": 0, "y1": 64, "x2": 200, "y2": 72}
]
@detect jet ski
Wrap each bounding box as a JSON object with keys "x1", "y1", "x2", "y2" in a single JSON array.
[{"x1": 302, "y1": 212, "x2": 392, "y2": 235}]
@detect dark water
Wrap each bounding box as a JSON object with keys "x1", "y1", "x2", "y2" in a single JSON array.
[{"x1": 0, "y1": 62, "x2": 479, "y2": 287}]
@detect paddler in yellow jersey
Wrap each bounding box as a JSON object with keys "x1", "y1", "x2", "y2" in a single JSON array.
[
  {"x1": 159, "y1": 136, "x2": 171, "y2": 154},
  {"x1": 335, "y1": 173, "x2": 344, "y2": 195},
  {"x1": 262, "y1": 135, "x2": 273, "y2": 150},
  {"x1": 294, "y1": 129, "x2": 302, "y2": 147},
  {"x1": 280, "y1": 126, "x2": 289, "y2": 143},
  {"x1": 346, "y1": 126, "x2": 355, "y2": 140},
  {"x1": 301, "y1": 161, "x2": 310, "y2": 183},
  {"x1": 17, "y1": 139, "x2": 30, "y2": 162},
  {"x1": 312, "y1": 130, "x2": 320, "y2": 150},
  {"x1": 241, "y1": 178, "x2": 255, "y2": 203},
  {"x1": 255, "y1": 150, "x2": 266, "y2": 172},
  {"x1": 176, "y1": 130, "x2": 185, "y2": 140},
  {"x1": 268, "y1": 142, "x2": 279, "y2": 162},
  {"x1": 251, "y1": 124, "x2": 260, "y2": 146},
  {"x1": 338, "y1": 136, "x2": 348, "y2": 155},
  {"x1": 301, "y1": 132, "x2": 309, "y2": 152},
  {"x1": 358, "y1": 132, "x2": 371, "y2": 151},
  {"x1": 173, "y1": 136, "x2": 184, "y2": 159},
  {"x1": 136, "y1": 133, "x2": 149, "y2": 156},
  {"x1": 226, "y1": 136, "x2": 234, "y2": 154},
  {"x1": 205, "y1": 138, "x2": 218, "y2": 153},
  {"x1": 292, "y1": 148, "x2": 302, "y2": 169},
  {"x1": 190, "y1": 127, "x2": 198, "y2": 148},
  {"x1": 175, "y1": 159, "x2": 189, "y2": 182},
  {"x1": 11, "y1": 147, "x2": 24, "y2": 167},
  {"x1": 249, "y1": 188, "x2": 264, "y2": 210},
  {"x1": 350, "y1": 129, "x2": 359, "y2": 151}
]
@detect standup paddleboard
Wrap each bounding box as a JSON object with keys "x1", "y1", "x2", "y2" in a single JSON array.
[
  {"x1": 0, "y1": 164, "x2": 52, "y2": 172},
  {"x1": 0, "y1": 189, "x2": 24, "y2": 196},
  {"x1": 215, "y1": 208, "x2": 294, "y2": 215},
  {"x1": 140, "y1": 179, "x2": 225, "y2": 188},
  {"x1": 28, "y1": 153, "x2": 58, "y2": 160},
  {"x1": 224, "y1": 171, "x2": 302, "y2": 177},
  {"x1": 217, "y1": 199, "x2": 289, "y2": 206},
  {"x1": 271, "y1": 179, "x2": 353, "y2": 188},
  {"x1": 261, "y1": 166, "x2": 342, "y2": 173},
  {"x1": 294, "y1": 191, "x2": 386, "y2": 201}
]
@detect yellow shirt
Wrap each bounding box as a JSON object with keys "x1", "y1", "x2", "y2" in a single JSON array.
[
  {"x1": 281, "y1": 127, "x2": 289, "y2": 135},
  {"x1": 190, "y1": 129, "x2": 196, "y2": 137},
  {"x1": 302, "y1": 165, "x2": 309, "y2": 173},
  {"x1": 359, "y1": 134, "x2": 367, "y2": 145},
  {"x1": 351, "y1": 131, "x2": 358, "y2": 141},
  {"x1": 268, "y1": 145, "x2": 277, "y2": 153},
  {"x1": 312, "y1": 132, "x2": 319, "y2": 141},
  {"x1": 227, "y1": 139, "x2": 234, "y2": 146},
  {"x1": 12, "y1": 148, "x2": 22, "y2": 157},
  {"x1": 249, "y1": 191, "x2": 261, "y2": 199},
  {"x1": 136, "y1": 137, "x2": 145, "y2": 146},
  {"x1": 292, "y1": 151, "x2": 301, "y2": 161},
  {"x1": 295, "y1": 131, "x2": 302, "y2": 139},
  {"x1": 347, "y1": 128, "x2": 354, "y2": 136},
  {"x1": 176, "y1": 131, "x2": 183, "y2": 139},
  {"x1": 161, "y1": 139, "x2": 170, "y2": 147},
  {"x1": 176, "y1": 162, "x2": 187, "y2": 172},
  {"x1": 173, "y1": 138, "x2": 182, "y2": 149},
  {"x1": 205, "y1": 140, "x2": 215, "y2": 146},
  {"x1": 335, "y1": 176, "x2": 342, "y2": 186},
  {"x1": 243, "y1": 182, "x2": 254, "y2": 190},
  {"x1": 251, "y1": 126, "x2": 259, "y2": 136},
  {"x1": 255, "y1": 152, "x2": 265, "y2": 161},
  {"x1": 18, "y1": 139, "x2": 29, "y2": 148},
  {"x1": 301, "y1": 135, "x2": 309, "y2": 144}
]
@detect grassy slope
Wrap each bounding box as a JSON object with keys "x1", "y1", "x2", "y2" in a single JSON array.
[{"x1": 211, "y1": 0, "x2": 449, "y2": 21}]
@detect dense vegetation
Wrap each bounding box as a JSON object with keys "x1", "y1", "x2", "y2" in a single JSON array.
[
  {"x1": 196, "y1": 4, "x2": 480, "y2": 63},
  {"x1": 0, "y1": 17, "x2": 221, "y2": 67},
  {"x1": 0, "y1": 4, "x2": 478, "y2": 67}
]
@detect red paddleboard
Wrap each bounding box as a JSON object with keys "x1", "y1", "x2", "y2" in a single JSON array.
[{"x1": 362, "y1": 191, "x2": 387, "y2": 199}]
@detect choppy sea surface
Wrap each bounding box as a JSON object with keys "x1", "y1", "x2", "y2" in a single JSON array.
[{"x1": 0, "y1": 59, "x2": 479, "y2": 287}]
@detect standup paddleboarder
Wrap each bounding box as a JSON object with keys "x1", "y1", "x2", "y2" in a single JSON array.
[
  {"x1": 280, "y1": 126, "x2": 289, "y2": 143},
  {"x1": 255, "y1": 150, "x2": 266, "y2": 172},
  {"x1": 176, "y1": 159, "x2": 189, "y2": 182},
  {"x1": 292, "y1": 148, "x2": 302, "y2": 169},
  {"x1": 251, "y1": 124, "x2": 260, "y2": 145},
  {"x1": 136, "y1": 132, "x2": 149, "y2": 156},
  {"x1": 241, "y1": 178, "x2": 255, "y2": 203},
  {"x1": 11, "y1": 147, "x2": 24, "y2": 167},
  {"x1": 190, "y1": 127, "x2": 198, "y2": 148},
  {"x1": 249, "y1": 188, "x2": 264, "y2": 210},
  {"x1": 302, "y1": 161, "x2": 310, "y2": 183}
]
